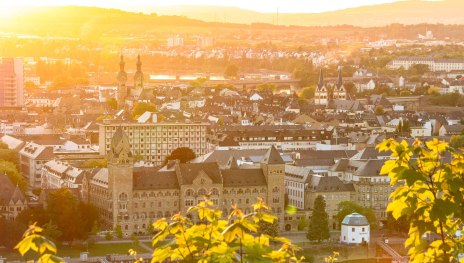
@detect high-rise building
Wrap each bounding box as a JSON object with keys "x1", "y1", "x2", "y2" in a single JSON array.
[{"x1": 0, "y1": 58, "x2": 24, "y2": 107}]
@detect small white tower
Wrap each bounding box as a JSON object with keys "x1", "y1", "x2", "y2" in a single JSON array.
[{"x1": 341, "y1": 212, "x2": 370, "y2": 244}]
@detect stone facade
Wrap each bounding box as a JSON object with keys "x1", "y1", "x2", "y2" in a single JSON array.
[{"x1": 84, "y1": 127, "x2": 286, "y2": 236}]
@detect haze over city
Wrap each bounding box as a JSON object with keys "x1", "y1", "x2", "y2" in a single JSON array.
[{"x1": 0, "y1": 0, "x2": 463, "y2": 263}]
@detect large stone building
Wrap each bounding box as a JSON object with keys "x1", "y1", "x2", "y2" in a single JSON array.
[
  {"x1": 0, "y1": 173, "x2": 27, "y2": 220},
  {"x1": 85, "y1": 127, "x2": 286, "y2": 235},
  {"x1": 98, "y1": 122, "x2": 210, "y2": 166},
  {"x1": 314, "y1": 67, "x2": 347, "y2": 106}
]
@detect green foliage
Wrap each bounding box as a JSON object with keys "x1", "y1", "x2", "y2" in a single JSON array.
[
  {"x1": 377, "y1": 138, "x2": 464, "y2": 262},
  {"x1": 407, "y1": 64, "x2": 429, "y2": 76},
  {"x1": 0, "y1": 141, "x2": 8, "y2": 149},
  {"x1": 257, "y1": 83, "x2": 277, "y2": 92},
  {"x1": 307, "y1": 195, "x2": 330, "y2": 242},
  {"x1": 374, "y1": 106, "x2": 384, "y2": 115},
  {"x1": 105, "y1": 232, "x2": 113, "y2": 241},
  {"x1": 336, "y1": 201, "x2": 378, "y2": 230},
  {"x1": 150, "y1": 198, "x2": 304, "y2": 262},
  {"x1": 15, "y1": 223, "x2": 65, "y2": 263},
  {"x1": 131, "y1": 232, "x2": 139, "y2": 246},
  {"x1": 429, "y1": 93, "x2": 464, "y2": 107},
  {"x1": 106, "y1": 98, "x2": 118, "y2": 110},
  {"x1": 190, "y1": 77, "x2": 207, "y2": 88},
  {"x1": 0, "y1": 160, "x2": 27, "y2": 192},
  {"x1": 163, "y1": 147, "x2": 196, "y2": 165},
  {"x1": 81, "y1": 158, "x2": 107, "y2": 168},
  {"x1": 385, "y1": 213, "x2": 409, "y2": 234},
  {"x1": 42, "y1": 221, "x2": 63, "y2": 243},
  {"x1": 0, "y1": 148, "x2": 19, "y2": 168},
  {"x1": 257, "y1": 219, "x2": 280, "y2": 237},
  {"x1": 224, "y1": 64, "x2": 239, "y2": 79},
  {"x1": 297, "y1": 216, "x2": 309, "y2": 231},
  {"x1": 131, "y1": 102, "x2": 156, "y2": 118},
  {"x1": 449, "y1": 135, "x2": 464, "y2": 148},
  {"x1": 115, "y1": 225, "x2": 123, "y2": 239},
  {"x1": 0, "y1": 217, "x2": 27, "y2": 249},
  {"x1": 396, "y1": 119, "x2": 411, "y2": 133},
  {"x1": 427, "y1": 86, "x2": 440, "y2": 95},
  {"x1": 299, "y1": 87, "x2": 315, "y2": 100}
]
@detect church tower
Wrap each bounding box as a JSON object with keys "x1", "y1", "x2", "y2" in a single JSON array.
[
  {"x1": 333, "y1": 65, "x2": 347, "y2": 100},
  {"x1": 108, "y1": 127, "x2": 134, "y2": 235},
  {"x1": 134, "y1": 54, "x2": 144, "y2": 89},
  {"x1": 260, "y1": 146, "x2": 285, "y2": 229},
  {"x1": 116, "y1": 55, "x2": 128, "y2": 109},
  {"x1": 314, "y1": 68, "x2": 328, "y2": 106}
]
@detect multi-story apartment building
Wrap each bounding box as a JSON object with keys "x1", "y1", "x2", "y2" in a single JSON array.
[
  {"x1": 98, "y1": 121, "x2": 210, "y2": 166},
  {"x1": 84, "y1": 127, "x2": 286, "y2": 235},
  {"x1": 41, "y1": 159, "x2": 85, "y2": 190},
  {"x1": 388, "y1": 57, "x2": 464, "y2": 72},
  {"x1": 0, "y1": 58, "x2": 24, "y2": 107},
  {"x1": 19, "y1": 142, "x2": 55, "y2": 189},
  {"x1": 210, "y1": 125, "x2": 332, "y2": 151}
]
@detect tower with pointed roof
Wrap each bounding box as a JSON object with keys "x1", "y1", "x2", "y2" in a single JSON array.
[
  {"x1": 117, "y1": 54, "x2": 128, "y2": 109},
  {"x1": 134, "y1": 55, "x2": 144, "y2": 89},
  {"x1": 315, "y1": 68, "x2": 328, "y2": 106},
  {"x1": 260, "y1": 146, "x2": 285, "y2": 228},
  {"x1": 333, "y1": 65, "x2": 347, "y2": 100},
  {"x1": 108, "y1": 127, "x2": 134, "y2": 233}
]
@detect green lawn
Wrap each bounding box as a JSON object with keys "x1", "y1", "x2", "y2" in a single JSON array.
[{"x1": 0, "y1": 242, "x2": 149, "y2": 260}]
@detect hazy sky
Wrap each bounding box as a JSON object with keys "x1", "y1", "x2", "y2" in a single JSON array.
[{"x1": 1, "y1": 0, "x2": 403, "y2": 13}]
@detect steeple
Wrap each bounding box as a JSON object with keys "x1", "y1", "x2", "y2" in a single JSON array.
[
  {"x1": 117, "y1": 54, "x2": 128, "y2": 85},
  {"x1": 337, "y1": 65, "x2": 343, "y2": 88},
  {"x1": 108, "y1": 127, "x2": 133, "y2": 165},
  {"x1": 119, "y1": 54, "x2": 125, "y2": 72},
  {"x1": 134, "y1": 54, "x2": 144, "y2": 88},
  {"x1": 317, "y1": 68, "x2": 324, "y2": 90},
  {"x1": 261, "y1": 146, "x2": 285, "y2": 165}
]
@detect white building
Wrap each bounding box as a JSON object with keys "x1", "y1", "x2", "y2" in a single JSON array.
[
  {"x1": 388, "y1": 57, "x2": 464, "y2": 72},
  {"x1": 341, "y1": 213, "x2": 370, "y2": 244},
  {"x1": 167, "y1": 35, "x2": 184, "y2": 48}
]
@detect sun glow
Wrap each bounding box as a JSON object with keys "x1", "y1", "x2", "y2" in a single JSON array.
[{"x1": 0, "y1": 3, "x2": 24, "y2": 19}]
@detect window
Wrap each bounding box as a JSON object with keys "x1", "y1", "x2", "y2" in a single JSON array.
[
  {"x1": 352, "y1": 228, "x2": 355, "y2": 232},
  {"x1": 362, "y1": 227, "x2": 365, "y2": 232},
  {"x1": 185, "y1": 199, "x2": 194, "y2": 206}
]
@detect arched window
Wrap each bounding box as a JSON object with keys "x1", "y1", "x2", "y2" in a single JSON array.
[
  {"x1": 252, "y1": 188, "x2": 258, "y2": 194},
  {"x1": 185, "y1": 189, "x2": 194, "y2": 197},
  {"x1": 157, "y1": 211, "x2": 163, "y2": 218},
  {"x1": 273, "y1": 187, "x2": 279, "y2": 193},
  {"x1": 165, "y1": 191, "x2": 171, "y2": 196},
  {"x1": 119, "y1": 192, "x2": 128, "y2": 201},
  {"x1": 223, "y1": 189, "x2": 229, "y2": 194},
  {"x1": 211, "y1": 188, "x2": 219, "y2": 196},
  {"x1": 165, "y1": 211, "x2": 171, "y2": 218},
  {"x1": 245, "y1": 189, "x2": 251, "y2": 194},
  {"x1": 237, "y1": 189, "x2": 244, "y2": 194},
  {"x1": 198, "y1": 188, "x2": 207, "y2": 196},
  {"x1": 157, "y1": 192, "x2": 163, "y2": 197}
]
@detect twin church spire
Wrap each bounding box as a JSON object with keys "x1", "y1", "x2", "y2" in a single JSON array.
[
  {"x1": 314, "y1": 65, "x2": 347, "y2": 106},
  {"x1": 116, "y1": 54, "x2": 144, "y2": 109}
]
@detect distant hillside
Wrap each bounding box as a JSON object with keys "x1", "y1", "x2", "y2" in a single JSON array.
[{"x1": 153, "y1": 0, "x2": 464, "y2": 26}]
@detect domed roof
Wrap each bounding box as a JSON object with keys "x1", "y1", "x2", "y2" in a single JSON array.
[{"x1": 342, "y1": 212, "x2": 369, "y2": 226}]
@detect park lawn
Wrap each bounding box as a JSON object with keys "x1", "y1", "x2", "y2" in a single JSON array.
[{"x1": 0, "y1": 242, "x2": 149, "y2": 260}]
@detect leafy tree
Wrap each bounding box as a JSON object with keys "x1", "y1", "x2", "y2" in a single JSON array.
[
  {"x1": 0, "y1": 148, "x2": 20, "y2": 168},
  {"x1": 257, "y1": 83, "x2": 277, "y2": 92},
  {"x1": 336, "y1": 201, "x2": 378, "y2": 230},
  {"x1": 17, "y1": 199, "x2": 304, "y2": 263},
  {"x1": 150, "y1": 198, "x2": 304, "y2": 262},
  {"x1": 307, "y1": 195, "x2": 330, "y2": 242},
  {"x1": 297, "y1": 216, "x2": 309, "y2": 231},
  {"x1": 163, "y1": 147, "x2": 196, "y2": 165},
  {"x1": 106, "y1": 98, "x2": 118, "y2": 110},
  {"x1": 377, "y1": 138, "x2": 464, "y2": 262},
  {"x1": 0, "y1": 160, "x2": 27, "y2": 192},
  {"x1": 299, "y1": 87, "x2": 315, "y2": 100},
  {"x1": 42, "y1": 221, "x2": 62, "y2": 243},
  {"x1": 0, "y1": 217, "x2": 27, "y2": 249},
  {"x1": 115, "y1": 225, "x2": 123, "y2": 239},
  {"x1": 257, "y1": 219, "x2": 280, "y2": 237},
  {"x1": 449, "y1": 135, "x2": 464, "y2": 148},
  {"x1": 224, "y1": 64, "x2": 239, "y2": 79},
  {"x1": 15, "y1": 224, "x2": 64, "y2": 262},
  {"x1": 131, "y1": 102, "x2": 156, "y2": 119},
  {"x1": 374, "y1": 106, "x2": 384, "y2": 115},
  {"x1": 81, "y1": 158, "x2": 107, "y2": 168},
  {"x1": 385, "y1": 213, "x2": 409, "y2": 234},
  {"x1": 105, "y1": 231, "x2": 113, "y2": 241}
]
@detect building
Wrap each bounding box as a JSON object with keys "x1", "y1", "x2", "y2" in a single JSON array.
[
  {"x1": 41, "y1": 159, "x2": 85, "y2": 190},
  {"x1": 19, "y1": 142, "x2": 55, "y2": 189},
  {"x1": 167, "y1": 35, "x2": 184, "y2": 48},
  {"x1": 340, "y1": 213, "x2": 370, "y2": 244},
  {"x1": 439, "y1": 124, "x2": 464, "y2": 136},
  {"x1": 0, "y1": 58, "x2": 24, "y2": 107},
  {"x1": 388, "y1": 57, "x2": 464, "y2": 72},
  {"x1": 84, "y1": 128, "x2": 286, "y2": 235},
  {"x1": 0, "y1": 173, "x2": 27, "y2": 220},
  {"x1": 314, "y1": 69, "x2": 328, "y2": 106},
  {"x1": 98, "y1": 122, "x2": 210, "y2": 166}
]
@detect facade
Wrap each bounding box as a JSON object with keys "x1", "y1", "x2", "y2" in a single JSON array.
[
  {"x1": 0, "y1": 173, "x2": 27, "y2": 220},
  {"x1": 341, "y1": 213, "x2": 370, "y2": 244},
  {"x1": 19, "y1": 142, "x2": 55, "y2": 189},
  {"x1": 314, "y1": 67, "x2": 347, "y2": 106},
  {"x1": 388, "y1": 57, "x2": 464, "y2": 72},
  {"x1": 85, "y1": 127, "x2": 286, "y2": 235},
  {"x1": 0, "y1": 58, "x2": 24, "y2": 107},
  {"x1": 315, "y1": 69, "x2": 328, "y2": 106},
  {"x1": 41, "y1": 159, "x2": 85, "y2": 189},
  {"x1": 98, "y1": 122, "x2": 209, "y2": 166}
]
